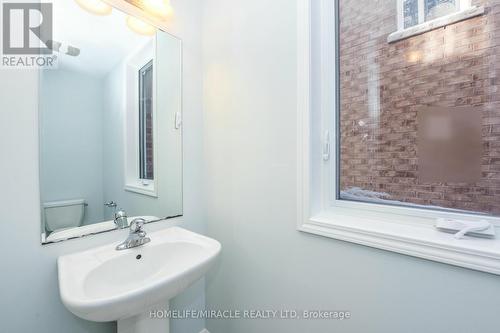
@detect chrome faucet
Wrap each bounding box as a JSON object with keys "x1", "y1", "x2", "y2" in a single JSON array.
[
  {"x1": 114, "y1": 209, "x2": 128, "y2": 229},
  {"x1": 116, "y1": 218, "x2": 151, "y2": 251}
]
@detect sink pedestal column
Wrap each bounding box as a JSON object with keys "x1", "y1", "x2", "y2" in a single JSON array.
[{"x1": 117, "y1": 302, "x2": 169, "y2": 333}]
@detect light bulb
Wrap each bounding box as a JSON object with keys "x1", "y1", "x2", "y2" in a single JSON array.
[
  {"x1": 74, "y1": 0, "x2": 112, "y2": 16},
  {"x1": 126, "y1": 16, "x2": 157, "y2": 36},
  {"x1": 142, "y1": 0, "x2": 173, "y2": 19}
]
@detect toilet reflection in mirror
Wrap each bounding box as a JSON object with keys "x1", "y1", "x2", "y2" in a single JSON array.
[{"x1": 39, "y1": 0, "x2": 182, "y2": 244}]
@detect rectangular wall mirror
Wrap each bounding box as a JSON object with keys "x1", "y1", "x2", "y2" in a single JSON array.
[{"x1": 39, "y1": 0, "x2": 182, "y2": 244}]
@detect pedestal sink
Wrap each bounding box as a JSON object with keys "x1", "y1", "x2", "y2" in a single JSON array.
[{"x1": 57, "y1": 227, "x2": 221, "y2": 333}]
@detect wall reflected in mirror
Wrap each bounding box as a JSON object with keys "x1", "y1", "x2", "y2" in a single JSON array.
[{"x1": 39, "y1": 0, "x2": 182, "y2": 244}]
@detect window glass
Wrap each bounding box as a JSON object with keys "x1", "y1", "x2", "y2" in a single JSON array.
[
  {"x1": 139, "y1": 60, "x2": 154, "y2": 181},
  {"x1": 339, "y1": 0, "x2": 499, "y2": 216},
  {"x1": 404, "y1": 0, "x2": 419, "y2": 28},
  {"x1": 425, "y1": 0, "x2": 458, "y2": 21}
]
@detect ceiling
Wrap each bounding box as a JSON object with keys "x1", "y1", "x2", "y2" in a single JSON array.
[{"x1": 51, "y1": 0, "x2": 154, "y2": 77}]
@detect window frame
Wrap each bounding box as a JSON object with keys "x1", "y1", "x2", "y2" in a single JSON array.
[
  {"x1": 297, "y1": 0, "x2": 500, "y2": 275},
  {"x1": 397, "y1": 0, "x2": 469, "y2": 31},
  {"x1": 124, "y1": 40, "x2": 158, "y2": 197},
  {"x1": 390, "y1": 0, "x2": 483, "y2": 43},
  {"x1": 138, "y1": 60, "x2": 154, "y2": 182}
]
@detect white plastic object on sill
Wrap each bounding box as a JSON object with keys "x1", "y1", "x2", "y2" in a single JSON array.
[{"x1": 435, "y1": 218, "x2": 495, "y2": 239}]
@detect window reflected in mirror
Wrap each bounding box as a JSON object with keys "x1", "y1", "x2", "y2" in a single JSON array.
[{"x1": 139, "y1": 60, "x2": 154, "y2": 182}]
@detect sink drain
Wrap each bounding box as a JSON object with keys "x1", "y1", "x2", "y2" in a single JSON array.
[{"x1": 136, "y1": 255, "x2": 142, "y2": 260}]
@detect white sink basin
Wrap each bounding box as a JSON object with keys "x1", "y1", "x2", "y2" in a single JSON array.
[{"x1": 58, "y1": 227, "x2": 221, "y2": 332}]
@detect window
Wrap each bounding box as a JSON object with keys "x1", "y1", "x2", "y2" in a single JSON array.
[
  {"x1": 124, "y1": 40, "x2": 157, "y2": 197},
  {"x1": 403, "y1": 0, "x2": 419, "y2": 29},
  {"x1": 297, "y1": 0, "x2": 500, "y2": 275},
  {"x1": 425, "y1": 0, "x2": 457, "y2": 20},
  {"x1": 401, "y1": 0, "x2": 459, "y2": 29},
  {"x1": 390, "y1": 0, "x2": 483, "y2": 42},
  {"x1": 139, "y1": 60, "x2": 154, "y2": 181},
  {"x1": 339, "y1": 0, "x2": 494, "y2": 217}
]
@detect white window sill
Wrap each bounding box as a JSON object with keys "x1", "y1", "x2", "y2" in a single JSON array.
[
  {"x1": 298, "y1": 208, "x2": 500, "y2": 275},
  {"x1": 124, "y1": 182, "x2": 158, "y2": 198},
  {"x1": 388, "y1": 6, "x2": 485, "y2": 43}
]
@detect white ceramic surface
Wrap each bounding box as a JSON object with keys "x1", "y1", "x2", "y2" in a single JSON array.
[
  {"x1": 58, "y1": 227, "x2": 221, "y2": 323},
  {"x1": 43, "y1": 199, "x2": 86, "y2": 232},
  {"x1": 46, "y1": 216, "x2": 159, "y2": 243}
]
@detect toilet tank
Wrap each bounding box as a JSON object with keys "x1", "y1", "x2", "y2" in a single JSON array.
[{"x1": 43, "y1": 199, "x2": 86, "y2": 232}]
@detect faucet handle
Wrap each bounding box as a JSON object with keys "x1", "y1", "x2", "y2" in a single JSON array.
[
  {"x1": 105, "y1": 201, "x2": 117, "y2": 208},
  {"x1": 129, "y1": 218, "x2": 146, "y2": 233}
]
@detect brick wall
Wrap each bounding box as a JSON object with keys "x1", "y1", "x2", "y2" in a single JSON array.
[{"x1": 339, "y1": 0, "x2": 500, "y2": 214}]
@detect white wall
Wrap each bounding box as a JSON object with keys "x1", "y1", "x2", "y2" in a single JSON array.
[
  {"x1": 40, "y1": 69, "x2": 105, "y2": 226},
  {"x1": 0, "y1": 0, "x2": 205, "y2": 332},
  {"x1": 202, "y1": 1, "x2": 500, "y2": 333}
]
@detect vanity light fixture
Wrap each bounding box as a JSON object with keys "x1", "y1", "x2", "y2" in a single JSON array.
[
  {"x1": 74, "y1": 0, "x2": 112, "y2": 16},
  {"x1": 142, "y1": 0, "x2": 174, "y2": 19},
  {"x1": 126, "y1": 15, "x2": 157, "y2": 36}
]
